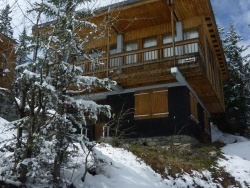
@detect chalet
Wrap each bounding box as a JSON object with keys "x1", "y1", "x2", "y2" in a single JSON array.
[
  {"x1": 0, "y1": 33, "x2": 16, "y2": 89},
  {"x1": 0, "y1": 34, "x2": 17, "y2": 121},
  {"x1": 37, "y1": 0, "x2": 228, "y2": 142}
]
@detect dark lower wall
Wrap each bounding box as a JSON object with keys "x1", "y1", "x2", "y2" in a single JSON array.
[{"x1": 106, "y1": 86, "x2": 206, "y2": 141}]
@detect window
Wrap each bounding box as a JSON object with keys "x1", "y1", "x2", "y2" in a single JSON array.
[
  {"x1": 134, "y1": 92, "x2": 151, "y2": 120},
  {"x1": 125, "y1": 41, "x2": 138, "y2": 64},
  {"x1": 109, "y1": 45, "x2": 122, "y2": 67},
  {"x1": 89, "y1": 62, "x2": 96, "y2": 71},
  {"x1": 152, "y1": 90, "x2": 169, "y2": 118},
  {"x1": 81, "y1": 64, "x2": 85, "y2": 73},
  {"x1": 75, "y1": 63, "x2": 85, "y2": 73},
  {"x1": 126, "y1": 41, "x2": 138, "y2": 51},
  {"x1": 190, "y1": 93, "x2": 199, "y2": 123},
  {"x1": 88, "y1": 49, "x2": 103, "y2": 71},
  {"x1": 184, "y1": 30, "x2": 199, "y2": 40},
  {"x1": 143, "y1": 37, "x2": 158, "y2": 61},
  {"x1": 163, "y1": 35, "x2": 179, "y2": 57},
  {"x1": 184, "y1": 30, "x2": 199, "y2": 54},
  {"x1": 163, "y1": 34, "x2": 177, "y2": 44},
  {"x1": 134, "y1": 88, "x2": 168, "y2": 120},
  {"x1": 77, "y1": 55, "x2": 85, "y2": 61},
  {"x1": 143, "y1": 37, "x2": 157, "y2": 48},
  {"x1": 89, "y1": 49, "x2": 102, "y2": 58},
  {"x1": 110, "y1": 45, "x2": 117, "y2": 55}
]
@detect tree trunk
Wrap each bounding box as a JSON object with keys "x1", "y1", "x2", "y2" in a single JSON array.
[{"x1": 53, "y1": 147, "x2": 65, "y2": 188}]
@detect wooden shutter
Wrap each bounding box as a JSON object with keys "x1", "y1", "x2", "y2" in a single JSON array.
[
  {"x1": 135, "y1": 88, "x2": 169, "y2": 120},
  {"x1": 190, "y1": 93, "x2": 199, "y2": 123},
  {"x1": 152, "y1": 89, "x2": 169, "y2": 118},
  {"x1": 134, "y1": 91, "x2": 151, "y2": 120}
]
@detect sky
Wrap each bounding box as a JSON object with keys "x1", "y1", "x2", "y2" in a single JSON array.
[
  {"x1": 1, "y1": 0, "x2": 250, "y2": 50},
  {"x1": 211, "y1": 0, "x2": 250, "y2": 54}
]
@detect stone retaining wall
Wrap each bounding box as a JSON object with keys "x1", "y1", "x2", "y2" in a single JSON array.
[
  {"x1": 103, "y1": 135, "x2": 200, "y2": 147},
  {"x1": 121, "y1": 135, "x2": 199, "y2": 147}
]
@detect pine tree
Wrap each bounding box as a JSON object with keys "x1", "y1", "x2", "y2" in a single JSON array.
[
  {"x1": 0, "y1": 0, "x2": 115, "y2": 186},
  {"x1": 244, "y1": 60, "x2": 250, "y2": 135},
  {"x1": 0, "y1": 4, "x2": 13, "y2": 38},
  {"x1": 220, "y1": 24, "x2": 250, "y2": 135},
  {"x1": 16, "y1": 28, "x2": 30, "y2": 65}
]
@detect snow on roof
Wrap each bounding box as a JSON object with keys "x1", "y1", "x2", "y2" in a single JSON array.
[
  {"x1": 0, "y1": 33, "x2": 17, "y2": 43},
  {"x1": 34, "y1": 0, "x2": 139, "y2": 29},
  {"x1": 86, "y1": 0, "x2": 139, "y2": 11}
]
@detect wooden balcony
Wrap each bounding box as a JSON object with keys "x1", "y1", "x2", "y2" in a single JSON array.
[
  {"x1": 75, "y1": 38, "x2": 225, "y2": 113},
  {"x1": 76, "y1": 39, "x2": 203, "y2": 76}
]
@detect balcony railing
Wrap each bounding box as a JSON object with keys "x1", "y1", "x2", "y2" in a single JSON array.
[{"x1": 76, "y1": 38, "x2": 205, "y2": 75}]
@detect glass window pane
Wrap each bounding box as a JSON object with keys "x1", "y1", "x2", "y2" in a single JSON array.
[
  {"x1": 184, "y1": 30, "x2": 199, "y2": 40},
  {"x1": 110, "y1": 45, "x2": 117, "y2": 55},
  {"x1": 143, "y1": 37, "x2": 157, "y2": 48},
  {"x1": 126, "y1": 42, "x2": 138, "y2": 51},
  {"x1": 163, "y1": 35, "x2": 176, "y2": 44}
]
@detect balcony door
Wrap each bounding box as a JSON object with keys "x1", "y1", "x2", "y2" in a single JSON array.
[
  {"x1": 125, "y1": 41, "x2": 138, "y2": 64},
  {"x1": 183, "y1": 30, "x2": 199, "y2": 54},
  {"x1": 143, "y1": 37, "x2": 158, "y2": 61}
]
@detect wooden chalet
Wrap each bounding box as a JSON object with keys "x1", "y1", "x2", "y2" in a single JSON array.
[
  {"x1": 37, "y1": 0, "x2": 228, "y2": 142},
  {"x1": 0, "y1": 33, "x2": 16, "y2": 89}
]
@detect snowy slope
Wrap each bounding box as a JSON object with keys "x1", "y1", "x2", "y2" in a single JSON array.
[
  {"x1": 83, "y1": 145, "x2": 168, "y2": 188},
  {"x1": 212, "y1": 124, "x2": 250, "y2": 187},
  {"x1": 211, "y1": 124, "x2": 249, "y2": 143},
  {"x1": 0, "y1": 117, "x2": 14, "y2": 147},
  {"x1": 1, "y1": 117, "x2": 250, "y2": 187}
]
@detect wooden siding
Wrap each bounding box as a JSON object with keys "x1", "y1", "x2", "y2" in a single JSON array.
[
  {"x1": 190, "y1": 92, "x2": 199, "y2": 123},
  {"x1": 0, "y1": 34, "x2": 16, "y2": 89}
]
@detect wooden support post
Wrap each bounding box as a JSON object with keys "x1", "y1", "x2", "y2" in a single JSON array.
[{"x1": 106, "y1": 13, "x2": 110, "y2": 78}]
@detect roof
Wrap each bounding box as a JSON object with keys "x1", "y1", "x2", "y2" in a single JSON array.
[{"x1": 0, "y1": 33, "x2": 17, "y2": 44}]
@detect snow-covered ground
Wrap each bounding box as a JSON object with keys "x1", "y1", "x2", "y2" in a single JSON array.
[
  {"x1": 0, "y1": 117, "x2": 250, "y2": 187},
  {"x1": 211, "y1": 124, "x2": 250, "y2": 188}
]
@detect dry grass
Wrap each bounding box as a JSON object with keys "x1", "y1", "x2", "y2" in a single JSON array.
[{"x1": 128, "y1": 142, "x2": 241, "y2": 187}]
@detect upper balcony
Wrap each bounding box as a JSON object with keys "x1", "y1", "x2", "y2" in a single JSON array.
[
  {"x1": 78, "y1": 38, "x2": 204, "y2": 78},
  {"x1": 75, "y1": 37, "x2": 225, "y2": 113}
]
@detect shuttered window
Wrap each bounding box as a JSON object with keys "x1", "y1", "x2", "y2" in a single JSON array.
[
  {"x1": 152, "y1": 90, "x2": 168, "y2": 118},
  {"x1": 190, "y1": 93, "x2": 199, "y2": 123},
  {"x1": 135, "y1": 89, "x2": 168, "y2": 120},
  {"x1": 134, "y1": 92, "x2": 151, "y2": 120}
]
